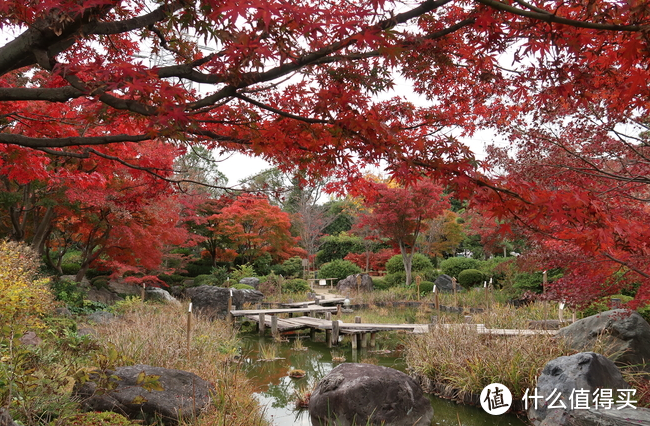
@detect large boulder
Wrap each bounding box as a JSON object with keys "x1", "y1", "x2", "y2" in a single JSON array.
[
  {"x1": 337, "y1": 274, "x2": 373, "y2": 294},
  {"x1": 558, "y1": 309, "x2": 650, "y2": 371},
  {"x1": 527, "y1": 352, "x2": 648, "y2": 426},
  {"x1": 309, "y1": 363, "x2": 433, "y2": 426},
  {"x1": 145, "y1": 287, "x2": 180, "y2": 305},
  {"x1": 185, "y1": 285, "x2": 264, "y2": 318},
  {"x1": 239, "y1": 277, "x2": 260, "y2": 288},
  {"x1": 73, "y1": 364, "x2": 213, "y2": 425},
  {"x1": 433, "y1": 274, "x2": 461, "y2": 293}
]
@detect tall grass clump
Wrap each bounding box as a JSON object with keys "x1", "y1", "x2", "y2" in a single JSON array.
[
  {"x1": 405, "y1": 325, "x2": 572, "y2": 403},
  {"x1": 93, "y1": 301, "x2": 268, "y2": 426}
]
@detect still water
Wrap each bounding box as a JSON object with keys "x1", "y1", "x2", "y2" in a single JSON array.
[{"x1": 241, "y1": 333, "x2": 528, "y2": 426}]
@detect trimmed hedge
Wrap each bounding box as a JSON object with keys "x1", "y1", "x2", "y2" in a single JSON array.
[{"x1": 458, "y1": 269, "x2": 485, "y2": 289}]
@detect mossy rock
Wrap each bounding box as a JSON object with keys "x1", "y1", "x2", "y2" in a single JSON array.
[{"x1": 53, "y1": 412, "x2": 136, "y2": 426}]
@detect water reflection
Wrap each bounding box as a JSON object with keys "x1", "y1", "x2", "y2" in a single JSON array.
[{"x1": 241, "y1": 333, "x2": 527, "y2": 426}]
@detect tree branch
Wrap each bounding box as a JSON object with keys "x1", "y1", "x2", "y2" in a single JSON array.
[{"x1": 475, "y1": 0, "x2": 643, "y2": 31}]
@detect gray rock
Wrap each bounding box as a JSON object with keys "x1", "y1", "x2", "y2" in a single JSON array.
[
  {"x1": 87, "y1": 287, "x2": 122, "y2": 305},
  {"x1": 54, "y1": 306, "x2": 73, "y2": 317},
  {"x1": 434, "y1": 274, "x2": 461, "y2": 293},
  {"x1": 86, "y1": 311, "x2": 116, "y2": 324},
  {"x1": 239, "y1": 277, "x2": 260, "y2": 288},
  {"x1": 145, "y1": 287, "x2": 180, "y2": 305},
  {"x1": 20, "y1": 331, "x2": 42, "y2": 346},
  {"x1": 185, "y1": 285, "x2": 264, "y2": 319},
  {"x1": 528, "y1": 352, "x2": 630, "y2": 425},
  {"x1": 337, "y1": 274, "x2": 373, "y2": 293},
  {"x1": 73, "y1": 364, "x2": 213, "y2": 425},
  {"x1": 539, "y1": 407, "x2": 650, "y2": 426},
  {"x1": 558, "y1": 309, "x2": 650, "y2": 371},
  {"x1": 309, "y1": 363, "x2": 433, "y2": 426}
]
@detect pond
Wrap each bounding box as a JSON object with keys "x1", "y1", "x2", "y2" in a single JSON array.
[{"x1": 240, "y1": 331, "x2": 528, "y2": 426}]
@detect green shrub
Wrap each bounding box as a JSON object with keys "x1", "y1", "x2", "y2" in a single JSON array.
[
  {"x1": 385, "y1": 253, "x2": 433, "y2": 275},
  {"x1": 258, "y1": 272, "x2": 284, "y2": 295},
  {"x1": 581, "y1": 294, "x2": 634, "y2": 318},
  {"x1": 383, "y1": 271, "x2": 406, "y2": 287},
  {"x1": 230, "y1": 264, "x2": 257, "y2": 283},
  {"x1": 372, "y1": 278, "x2": 389, "y2": 290},
  {"x1": 319, "y1": 259, "x2": 362, "y2": 282},
  {"x1": 316, "y1": 233, "x2": 364, "y2": 264},
  {"x1": 440, "y1": 257, "x2": 481, "y2": 278},
  {"x1": 61, "y1": 263, "x2": 81, "y2": 275},
  {"x1": 458, "y1": 269, "x2": 485, "y2": 289},
  {"x1": 282, "y1": 278, "x2": 310, "y2": 294},
  {"x1": 279, "y1": 256, "x2": 304, "y2": 278},
  {"x1": 194, "y1": 274, "x2": 221, "y2": 286},
  {"x1": 232, "y1": 283, "x2": 255, "y2": 290},
  {"x1": 49, "y1": 278, "x2": 86, "y2": 308},
  {"x1": 252, "y1": 252, "x2": 272, "y2": 276},
  {"x1": 157, "y1": 274, "x2": 185, "y2": 285},
  {"x1": 417, "y1": 280, "x2": 435, "y2": 293},
  {"x1": 183, "y1": 259, "x2": 213, "y2": 277},
  {"x1": 210, "y1": 266, "x2": 229, "y2": 286}
]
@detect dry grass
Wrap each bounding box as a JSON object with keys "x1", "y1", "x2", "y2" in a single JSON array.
[
  {"x1": 92, "y1": 300, "x2": 269, "y2": 426},
  {"x1": 405, "y1": 324, "x2": 573, "y2": 401}
]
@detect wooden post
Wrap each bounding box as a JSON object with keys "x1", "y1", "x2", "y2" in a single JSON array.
[
  {"x1": 361, "y1": 333, "x2": 368, "y2": 349},
  {"x1": 227, "y1": 290, "x2": 233, "y2": 324},
  {"x1": 141, "y1": 283, "x2": 146, "y2": 302},
  {"x1": 351, "y1": 333, "x2": 358, "y2": 350},
  {"x1": 186, "y1": 303, "x2": 192, "y2": 355},
  {"x1": 452, "y1": 277, "x2": 458, "y2": 307},
  {"x1": 434, "y1": 285, "x2": 440, "y2": 315},
  {"x1": 355, "y1": 316, "x2": 361, "y2": 323},
  {"x1": 310, "y1": 327, "x2": 316, "y2": 341},
  {"x1": 416, "y1": 275, "x2": 421, "y2": 301},
  {"x1": 325, "y1": 312, "x2": 332, "y2": 347},
  {"x1": 337, "y1": 304, "x2": 342, "y2": 316},
  {"x1": 369, "y1": 332, "x2": 376, "y2": 348},
  {"x1": 484, "y1": 281, "x2": 490, "y2": 311},
  {"x1": 331, "y1": 320, "x2": 340, "y2": 346},
  {"x1": 271, "y1": 315, "x2": 278, "y2": 337},
  {"x1": 259, "y1": 312, "x2": 266, "y2": 336}
]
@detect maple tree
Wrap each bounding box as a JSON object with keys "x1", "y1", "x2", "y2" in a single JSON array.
[
  {"x1": 219, "y1": 194, "x2": 304, "y2": 265},
  {"x1": 3, "y1": 0, "x2": 650, "y2": 302},
  {"x1": 357, "y1": 180, "x2": 448, "y2": 285},
  {"x1": 0, "y1": 138, "x2": 188, "y2": 281}
]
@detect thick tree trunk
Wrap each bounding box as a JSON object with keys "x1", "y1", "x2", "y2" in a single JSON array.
[{"x1": 31, "y1": 206, "x2": 54, "y2": 255}]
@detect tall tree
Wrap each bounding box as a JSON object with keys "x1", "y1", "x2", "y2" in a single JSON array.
[{"x1": 357, "y1": 181, "x2": 448, "y2": 285}]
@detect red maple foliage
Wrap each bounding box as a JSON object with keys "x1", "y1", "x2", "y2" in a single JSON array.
[
  {"x1": 2, "y1": 0, "x2": 650, "y2": 302},
  {"x1": 356, "y1": 180, "x2": 448, "y2": 285}
]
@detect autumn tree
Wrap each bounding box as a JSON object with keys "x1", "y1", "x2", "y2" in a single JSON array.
[
  {"x1": 357, "y1": 181, "x2": 448, "y2": 286},
  {"x1": 220, "y1": 194, "x2": 304, "y2": 265},
  {"x1": 3, "y1": 0, "x2": 650, "y2": 301},
  {"x1": 418, "y1": 210, "x2": 465, "y2": 261}
]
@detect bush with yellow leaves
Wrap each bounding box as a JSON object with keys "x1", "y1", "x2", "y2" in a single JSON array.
[{"x1": 0, "y1": 240, "x2": 54, "y2": 337}]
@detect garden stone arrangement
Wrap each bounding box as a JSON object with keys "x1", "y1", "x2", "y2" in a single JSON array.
[
  {"x1": 527, "y1": 352, "x2": 650, "y2": 426},
  {"x1": 73, "y1": 365, "x2": 213, "y2": 425},
  {"x1": 558, "y1": 309, "x2": 650, "y2": 372},
  {"x1": 309, "y1": 363, "x2": 433, "y2": 426},
  {"x1": 185, "y1": 285, "x2": 264, "y2": 318}
]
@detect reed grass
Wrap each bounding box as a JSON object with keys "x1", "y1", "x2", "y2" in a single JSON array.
[
  {"x1": 405, "y1": 324, "x2": 573, "y2": 402},
  {"x1": 93, "y1": 301, "x2": 269, "y2": 426}
]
